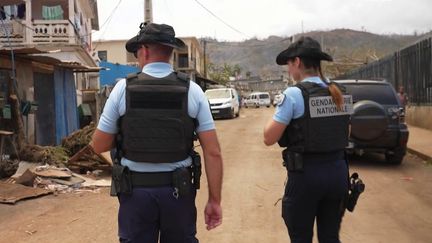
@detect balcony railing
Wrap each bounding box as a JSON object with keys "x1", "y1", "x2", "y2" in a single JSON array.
[
  {"x1": 32, "y1": 20, "x2": 73, "y2": 43},
  {"x1": 0, "y1": 20, "x2": 25, "y2": 43},
  {"x1": 0, "y1": 20, "x2": 80, "y2": 45}
]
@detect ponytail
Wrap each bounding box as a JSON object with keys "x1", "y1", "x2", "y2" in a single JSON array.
[
  {"x1": 301, "y1": 57, "x2": 344, "y2": 111},
  {"x1": 318, "y1": 66, "x2": 344, "y2": 111}
]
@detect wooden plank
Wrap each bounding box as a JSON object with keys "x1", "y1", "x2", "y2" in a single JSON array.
[
  {"x1": 31, "y1": 168, "x2": 72, "y2": 178},
  {"x1": 0, "y1": 182, "x2": 52, "y2": 204},
  {"x1": 68, "y1": 145, "x2": 92, "y2": 163}
]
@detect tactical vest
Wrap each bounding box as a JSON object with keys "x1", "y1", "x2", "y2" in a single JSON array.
[
  {"x1": 119, "y1": 72, "x2": 195, "y2": 163},
  {"x1": 278, "y1": 81, "x2": 352, "y2": 153}
]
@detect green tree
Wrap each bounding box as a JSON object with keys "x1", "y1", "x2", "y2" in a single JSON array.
[{"x1": 207, "y1": 62, "x2": 242, "y2": 84}]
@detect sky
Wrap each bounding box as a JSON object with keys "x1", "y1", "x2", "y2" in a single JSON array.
[{"x1": 93, "y1": 0, "x2": 432, "y2": 42}]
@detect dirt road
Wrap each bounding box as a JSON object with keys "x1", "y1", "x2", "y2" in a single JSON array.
[{"x1": 1, "y1": 108, "x2": 431, "y2": 243}]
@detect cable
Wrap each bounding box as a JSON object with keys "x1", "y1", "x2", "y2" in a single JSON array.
[
  {"x1": 98, "y1": 0, "x2": 123, "y2": 31},
  {"x1": 192, "y1": 0, "x2": 249, "y2": 39},
  {"x1": 93, "y1": 0, "x2": 123, "y2": 50}
]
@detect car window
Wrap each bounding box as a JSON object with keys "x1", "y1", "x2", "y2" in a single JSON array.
[
  {"x1": 342, "y1": 83, "x2": 398, "y2": 105},
  {"x1": 259, "y1": 94, "x2": 269, "y2": 99},
  {"x1": 205, "y1": 89, "x2": 231, "y2": 99}
]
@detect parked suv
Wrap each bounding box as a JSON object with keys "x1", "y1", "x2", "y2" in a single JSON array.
[{"x1": 334, "y1": 79, "x2": 409, "y2": 164}]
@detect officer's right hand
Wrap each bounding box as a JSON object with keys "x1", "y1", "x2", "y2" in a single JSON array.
[{"x1": 204, "y1": 200, "x2": 222, "y2": 230}]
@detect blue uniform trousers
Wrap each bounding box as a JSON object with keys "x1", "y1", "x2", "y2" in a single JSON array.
[
  {"x1": 118, "y1": 186, "x2": 198, "y2": 243},
  {"x1": 282, "y1": 156, "x2": 348, "y2": 243}
]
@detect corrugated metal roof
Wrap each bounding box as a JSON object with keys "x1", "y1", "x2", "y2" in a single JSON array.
[{"x1": 0, "y1": 45, "x2": 101, "y2": 72}]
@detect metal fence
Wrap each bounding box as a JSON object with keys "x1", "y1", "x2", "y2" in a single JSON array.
[{"x1": 338, "y1": 37, "x2": 432, "y2": 105}]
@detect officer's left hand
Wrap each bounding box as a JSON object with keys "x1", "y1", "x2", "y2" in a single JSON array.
[{"x1": 204, "y1": 200, "x2": 222, "y2": 230}]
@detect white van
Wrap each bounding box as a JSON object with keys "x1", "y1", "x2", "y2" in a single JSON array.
[
  {"x1": 205, "y1": 88, "x2": 240, "y2": 119},
  {"x1": 244, "y1": 92, "x2": 271, "y2": 108}
]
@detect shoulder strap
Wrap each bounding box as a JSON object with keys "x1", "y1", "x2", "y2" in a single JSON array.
[
  {"x1": 126, "y1": 72, "x2": 140, "y2": 81},
  {"x1": 176, "y1": 71, "x2": 190, "y2": 82},
  {"x1": 296, "y1": 81, "x2": 322, "y2": 96}
]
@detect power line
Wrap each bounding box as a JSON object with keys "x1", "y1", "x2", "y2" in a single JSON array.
[
  {"x1": 192, "y1": 0, "x2": 249, "y2": 39},
  {"x1": 98, "y1": 0, "x2": 123, "y2": 30},
  {"x1": 93, "y1": 0, "x2": 123, "y2": 50}
]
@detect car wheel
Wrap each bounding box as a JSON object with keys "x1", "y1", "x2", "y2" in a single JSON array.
[
  {"x1": 350, "y1": 100, "x2": 388, "y2": 141},
  {"x1": 385, "y1": 148, "x2": 405, "y2": 165}
]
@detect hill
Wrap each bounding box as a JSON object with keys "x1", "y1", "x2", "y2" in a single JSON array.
[{"x1": 204, "y1": 29, "x2": 425, "y2": 79}]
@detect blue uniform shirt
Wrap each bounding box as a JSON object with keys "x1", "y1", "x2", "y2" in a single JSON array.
[
  {"x1": 97, "y1": 62, "x2": 215, "y2": 172},
  {"x1": 273, "y1": 76, "x2": 328, "y2": 125}
]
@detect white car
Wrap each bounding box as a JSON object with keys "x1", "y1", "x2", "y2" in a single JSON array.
[
  {"x1": 205, "y1": 88, "x2": 240, "y2": 119},
  {"x1": 244, "y1": 92, "x2": 271, "y2": 108}
]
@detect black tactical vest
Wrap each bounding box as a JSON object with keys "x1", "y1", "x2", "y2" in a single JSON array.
[
  {"x1": 278, "y1": 81, "x2": 352, "y2": 153},
  {"x1": 119, "y1": 72, "x2": 195, "y2": 163}
]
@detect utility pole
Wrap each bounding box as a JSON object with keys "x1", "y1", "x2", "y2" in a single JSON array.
[
  {"x1": 301, "y1": 20, "x2": 304, "y2": 34},
  {"x1": 203, "y1": 39, "x2": 207, "y2": 78},
  {"x1": 144, "y1": 0, "x2": 153, "y2": 23}
]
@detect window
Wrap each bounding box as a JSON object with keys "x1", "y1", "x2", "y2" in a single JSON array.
[
  {"x1": 0, "y1": 4, "x2": 26, "y2": 20},
  {"x1": 178, "y1": 53, "x2": 188, "y2": 68},
  {"x1": 98, "y1": 51, "x2": 107, "y2": 62},
  {"x1": 343, "y1": 83, "x2": 398, "y2": 105}
]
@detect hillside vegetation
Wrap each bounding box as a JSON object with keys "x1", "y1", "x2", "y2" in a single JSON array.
[{"x1": 205, "y1": 29, "x2": 425, "y2": 79}]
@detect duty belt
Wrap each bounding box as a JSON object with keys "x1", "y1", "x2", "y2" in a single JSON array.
[
  {"x1": 130, "y1": 171, "x2": 174, "y2": 187},
  {"x1": 130, "y1": 167, "x2": 193, "y2": 187},
  {"x1": 301, "y1": 151, "x2": 345, "y2": 161}
]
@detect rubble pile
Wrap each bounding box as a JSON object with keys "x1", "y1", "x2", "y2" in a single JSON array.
[
  {"x1": 20, "y1": 145, "x2": 69, "y2": 167},
  {"x1": 0, "y1": 123, "x2": 112, "y2": 204},
  {"x1": 62, "y1": 122, "x2": 96, "y2": 156},
  {"x1": 1, "y1": 123, "x2": 110, "y2": 182},
  {"x1": 0, "y1": 163, "x2": 111, "y2": 204}
]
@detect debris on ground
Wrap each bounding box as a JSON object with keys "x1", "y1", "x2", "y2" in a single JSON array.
[
  {"x1": 0, "y1": 159, "x2": 19, "y2": 178},
  {"x1": 0, "y1": 182, "x2": 52, "y2": 204},
  {"x1": 0, "y1": 123, "x2": 113, "y2": 203},
  {"x1": 62, "y1": 122, "x2": 96, "y2": 156},
  {"x1": 0, "y1": 123, "x2": 111, "y2": 180},
  {"x1": 67, "y1": 145, "x2": 112, "y2": 173},
  {"x1": 19, "y1": 145, "x2": 69, "y2": 167},
  {"x1": 0, "y1": 162, "x2": 111, "y2": 204}
]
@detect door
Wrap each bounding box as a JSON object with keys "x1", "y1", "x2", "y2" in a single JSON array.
[{"x1": 34, "y1": 72, "x2": 56, "y2": 145}]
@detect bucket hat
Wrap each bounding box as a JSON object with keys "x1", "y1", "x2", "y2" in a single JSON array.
[
  {"x1": 276, "y1": 36, "x2": 333, "y2": 65},
  {"x1": 125, "y1": 22, "x2": 186, "y2": 53}
]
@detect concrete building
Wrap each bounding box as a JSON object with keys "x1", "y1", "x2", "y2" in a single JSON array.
[
  {"x1": 0, "y1": 0, "x2": 99, "y2": 145},
  {"x1": 93, "y1": 36, "x2": 215, "y2": 90}
]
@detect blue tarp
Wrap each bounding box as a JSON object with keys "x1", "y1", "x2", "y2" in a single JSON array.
[
  {"x1": 54, "y1": 68, "x2": 78, "y2": 145},
  {"x1": 99, "y1": 61, "x2": 140, "y2": 86}
]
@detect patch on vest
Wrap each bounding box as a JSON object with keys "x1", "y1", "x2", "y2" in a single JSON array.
[
  {"x1": 309, "y1": 95, "x2": 353, "y2": 118},
  {"x1": 276, "y1": 94, "x2": 285, "y2": 106}
]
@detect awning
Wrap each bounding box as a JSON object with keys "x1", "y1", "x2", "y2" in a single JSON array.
[
  {"x1": 196, "y1": 75, "x2": 218, "y2": 85},
  {"x1": 27, "y1": 53, "x2": 101, "y2": 73},
  {"x1": 0, "y1": 45, "x2": 100, "y2": 72}
]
